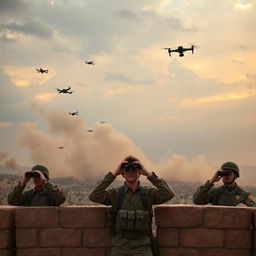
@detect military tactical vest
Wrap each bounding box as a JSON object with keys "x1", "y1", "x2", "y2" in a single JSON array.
[{"x1": 108, "y1": 185, "x2": 152, "y2": 235}]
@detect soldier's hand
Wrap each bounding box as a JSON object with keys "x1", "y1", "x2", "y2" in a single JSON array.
[
  {"x1": 135, "y1": 161, "x2": 152, "y2": 177},
  {"x1": 209, "y1": 170, "x2": 222, "y2": 184},
  {"x1": 21, "y1": 172, "x2": 31, "y2": 185},
  {"x1": 112, "y1": 161, "x2": 126, "y2": 177}
]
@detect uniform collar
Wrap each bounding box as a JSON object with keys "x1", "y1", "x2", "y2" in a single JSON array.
[{"x1": 123, "y1": 181, "x2": 141, "y2": 192}]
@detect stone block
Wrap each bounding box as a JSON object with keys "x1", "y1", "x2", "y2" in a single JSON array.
[
  {"x1": 0, "y1": 249, "x2": 15, "y2": 256},
  {"x1": 155, "y1": 205, "x2": 203, "y2": 228},
  {"x1": 83, "y1": 229, "x2": 112, "y2": 247},
  {"x1": 0, "y1": 207, "x2": 15, "y2": 229},
  {"x1": 202, "y1": 249, "x2": 251, "y2": 256},
  {"x1": 17, "y1": 248, "x2": 61, "y2": 256},
  {"x1": 15, "y1": 207, "x2": 59, "y2": 228},
  {"x1": 225, "y1": 230, "x2": 251, "y2": 249},
  {"x1": 61, "y1": 248, "x2": 105, "y2": 256},
  {"x1": 16, "y1": 229, "x2": 38, "y2": 248},
  {"x1": 180, "y1": 228, "x2": 223, "y2": 248},
  {"x1": 157, "y1": 228, "x2": 179, "y2": 246},
  {"x1": 203, "y1": 207, "x2": 252, "y2": 228},
  {"x1": 40, "y1": 228, "x2": 81, "y2": 247},
  {"x1": 60, "y1": 206, "x2": 107, "y2": 228},
  {"x1": 159, "y1": 248, "x2": 200, "y2": 256},
  {"x1": 0, "y1": 231, "x2": 14, "y2": 249}
]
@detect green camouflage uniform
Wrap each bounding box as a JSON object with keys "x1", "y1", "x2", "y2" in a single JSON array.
[
  {"x1": 8, "y1": 181, "x2": 66, "y2": 206},
  {"x1": 88, "y1": 172, "x2": 174, "y2": 256},
  {"x1": 193, "y1": 181, "x2": 256, "y2": 207}
]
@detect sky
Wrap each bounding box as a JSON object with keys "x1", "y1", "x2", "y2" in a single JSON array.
[{"x1": 0, "y1": 0, "x2": 255, "y2": 182}]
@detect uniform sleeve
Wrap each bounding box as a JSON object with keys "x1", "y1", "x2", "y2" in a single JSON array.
[
  {"x1": 243, "y1": 193, "x2": 256, "y2": 207},
  {"x1": 7, "y1": 182, "x2": 30, "y2": 206},
  {"x1": 88, "y1": 172, "x2": 116, "y2": 205},
  {"x1": 147, "y1": 172, "x2": 175, "y2": 204},
  {"x1": 193, "y1": 181, "x2": 216, "y2": 205},
  {"x1": 43, "y1": 181, "x2": 66, "y2": 206}
]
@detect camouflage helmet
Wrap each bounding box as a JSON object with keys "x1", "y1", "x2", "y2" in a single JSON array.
[
  {"x1": 221, "y1": 162, "x2": 239, "y2": 178},
  {"x1": 31, "y1": 165, "x2": 49, "y2": 180}
]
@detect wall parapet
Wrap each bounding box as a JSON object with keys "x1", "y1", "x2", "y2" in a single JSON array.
[{"x1": 0, "y1": 205, "x2": 255, "y2": 256}]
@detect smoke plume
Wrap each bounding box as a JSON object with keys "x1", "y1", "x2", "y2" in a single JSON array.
[
  {"x1": 17, "y1": 104, "x2": 214, "y2": 182},
  {"x1": 0, "y1": 151, "x2": 22, "y2": 175}
]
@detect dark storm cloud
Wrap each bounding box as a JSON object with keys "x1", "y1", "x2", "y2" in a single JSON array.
[
  {"x1": 1, "y1": 19, "x2": 53, "y2": 39},
  {"x1": 105, "y1": 72, "x2": 154, "y2": 85},
  {"x1": 0, "y1": 0, "x2": 28, "y2": 14}
]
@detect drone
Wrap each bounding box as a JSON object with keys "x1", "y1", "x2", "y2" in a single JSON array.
[
  {"x1": 69, "y1": 111, "x2": 78, "y2": 116},
  {"x1": 56, "y1": 86, "x2": 74, "y2": 94},
  {"x1": 99, "y1": 121, "x2": 106, "y2": 123},
  {"x1": 163, "y1": 45, "x2": 194, "y2": 57},
  {"x1": 87, "y1": 129, "x2": 94, "y2": 133},
  {"x1": 36, "y1": 67, "x2": 48, "y2": 73},
  {"x1": 85, "y1": 60, "x2": 95, "y2": 65},
  {"x1": 58, "y1": 146, "x2": 64, "y2": 149}
]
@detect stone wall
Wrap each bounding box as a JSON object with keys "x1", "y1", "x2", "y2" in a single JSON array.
[
  {"x1": 0, "y1": 206, "x2": 15, "y2": 256},
  {"x1": 0, "y1": 205, "x2": 255, "y2": 256},
  {"x1": 156, "y1": 205, "x2": 255, "y2": 256}
]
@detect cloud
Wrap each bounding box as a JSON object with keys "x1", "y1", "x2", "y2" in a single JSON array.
[
  {"x1": 181, "y1": 90, "x2": 256, "y2": 106},
  {"x1": 0, "y1": 0, "x2": 28, "y2": 14},
  {"x1": 3, "y1": 66, "x2": 55, "y2": 87},
  {"x1": 0, "y1": 122, "x2": 13, "y2": 128},
  {"x1": 115, "y1": 9, "x2": 140, "y2": 21},
  {"x1": 235, "y1": 2, "x2": 253, "y2": 10},
  {"x1": 16, "y1": 104, "x2": 214, "y2": 182},
  {"x1": 35, "y1": 92, "x2": 57, "y2": 102},
  {"x1": 105, "y1": 72, "x2": 154, "y2": 85},
  {"x1": 0, "y1": 151, "x2": 22, "y2": 175},
  {"x1": 0, "y1": 19, "x2": 53, "y2": 39},
  {"x1": 159, "y1": 114, "x2": 202, "y2": 121}
]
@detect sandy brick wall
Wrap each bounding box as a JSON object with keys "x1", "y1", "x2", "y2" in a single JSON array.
[
  {"x1": 156, "y1": 205, "x2": 255, "y2": 256},
  {"x1": 0, "y1": 205, "x2": 255, "y2": 256},
  {"x1": 0, "y1": 206, "x2": 16, "y2": 256},
  {"x1": 15, "y1": 206, "x2": 111, "y2": 256}
]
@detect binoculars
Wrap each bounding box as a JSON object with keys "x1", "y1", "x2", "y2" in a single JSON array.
[
  {"x1": 217, "y1": 170, "x2": 231, "y2": 176},
  {"x1": 25, "y1": 171, "x2": 40, "y2": 178},
  {"x1": 121, "y1": 162, "x2": 141, "y2": 170}
]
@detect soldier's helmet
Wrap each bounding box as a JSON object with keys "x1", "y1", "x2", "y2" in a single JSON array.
[
  {"x1": 221, "y1": 162, "x2": 239, "y2": 178},
  {"x1": 31, "y1": 165, "x2": 49, "y2": 180}
]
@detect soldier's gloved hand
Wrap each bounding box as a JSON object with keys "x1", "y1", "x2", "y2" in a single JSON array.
[
  {"x1": 135, "y1": 161, "x2": 152, "y2": 177},
  {"x1": 209, "y1": 170, "x2": 222, "y2": 184},
  {"x1": 112, "y1": 161, "x2": 127, "y2": 177}
]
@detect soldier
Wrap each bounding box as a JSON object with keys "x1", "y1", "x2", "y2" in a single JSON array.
[
  {"x1": 88, "y1": 155, "x2": 175, "y2": 256},
  {"x1": 8, "y1": 164, "x2": 66, "y2": 206},
  {"x1": 193, "y1": 161, "x2": 256, "y2": 207}
]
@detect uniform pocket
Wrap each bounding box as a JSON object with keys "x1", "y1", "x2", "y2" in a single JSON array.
[
  {"x1": 115, "y1": 209, "x2": 128, "y2": 231},
  {"x1": 127, "y1": 210, "x2": 135, "y2": 230},
  {"x1": 135, "y1": 210, "x2": 150, "y2": 231}
]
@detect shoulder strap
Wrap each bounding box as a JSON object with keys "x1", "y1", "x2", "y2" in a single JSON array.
[
  {"x1": 138, "y1": 186, "x2": 149, "y2": 211},
  {"x1": 117, "y1": 185, "x2": 126, "y2": 210}
]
